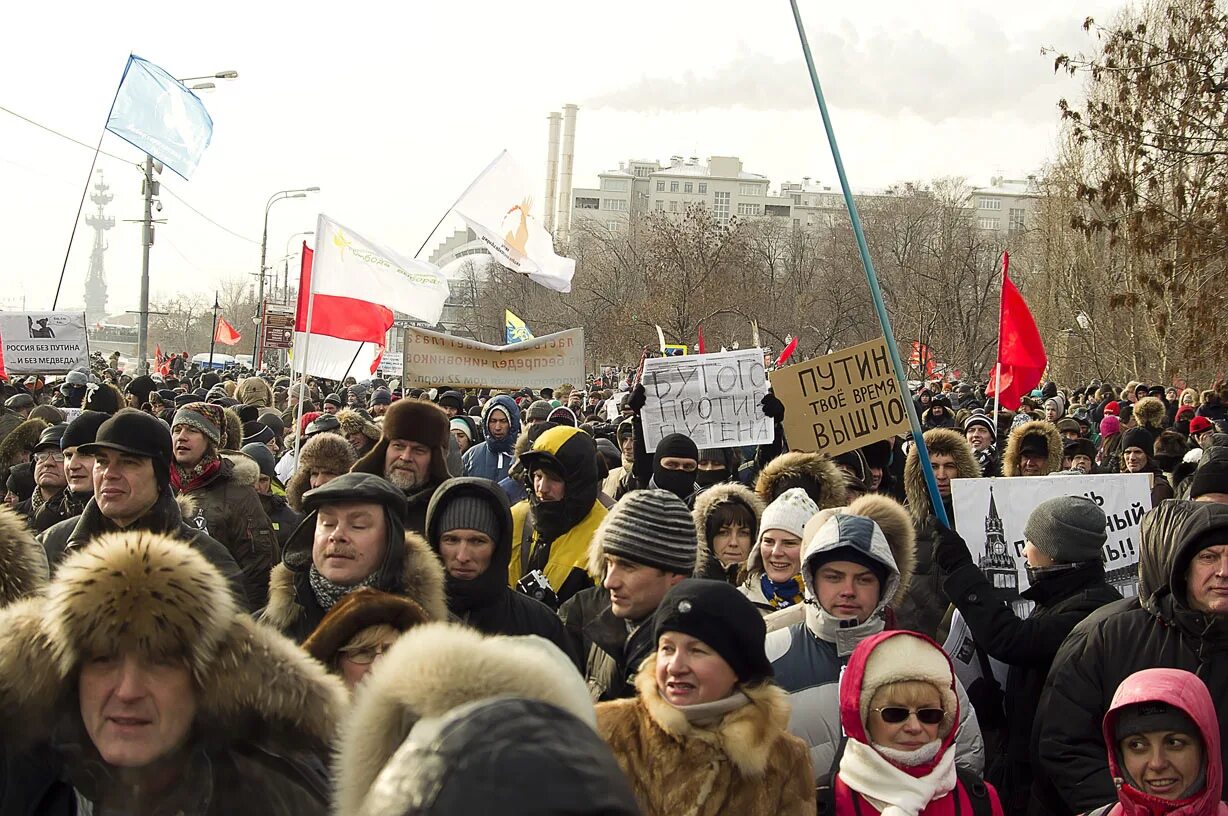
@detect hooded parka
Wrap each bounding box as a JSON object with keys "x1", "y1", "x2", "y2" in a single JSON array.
[
  {"x1": 461, "y1": 394, "x2": 523, "y2": 482},
  {"x1": 693, "y1": 482, "x2": 766, "y2": 584}
]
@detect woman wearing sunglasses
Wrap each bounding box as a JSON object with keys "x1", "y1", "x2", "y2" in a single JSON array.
[
  {"x1": 302, "y1": 587, "x2": 432, "y2": 691},
  {"x1": 830, "y1": 630, "x2": 1004, "y2": 815}
]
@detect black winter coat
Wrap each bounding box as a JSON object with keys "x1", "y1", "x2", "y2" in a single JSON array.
[
  {"x1": 560, "y1": 585, "x2": 657, "y2": 703},
  {"x1": 1032, "y1": 503, "x2": 1228, "y2": 815},
  {"x1": 943, "y1": 560, "x2": 1120, "y2": 815},
  {"x1": 460, "y1": 589, "x2": 580, "y2": 669}
]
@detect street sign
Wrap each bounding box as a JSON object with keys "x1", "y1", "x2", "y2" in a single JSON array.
[{"x1": 263, "y1": 303, "x2": 295, "y2": 349}]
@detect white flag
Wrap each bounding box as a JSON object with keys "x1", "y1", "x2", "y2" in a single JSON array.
[
  {"x1": 313, "y1": 214, "x2": 449, "y2": 325},
  {"x1": 453, "y1": 151, "x2": 576, "y2": 293},
  {"x1": 290, "y1": 335, "x2": 382, "y2": 381}
]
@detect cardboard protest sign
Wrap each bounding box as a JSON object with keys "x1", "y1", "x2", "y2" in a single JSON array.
[
  {"x1": 768, "y1": 337, "x2": 908, "y2": 458},
  {"x1": 950, "y1": 473, "x2": 1152, "y2": 616},
  {"x1": 640, "y1": 348, "x2": 773, "y2": 453},
  {"x1": 0, "y1": 312, "x2": 88, "y2": 375},
  {"x1": 400, "y1": 326, "x2": 584, "y2": 390}
]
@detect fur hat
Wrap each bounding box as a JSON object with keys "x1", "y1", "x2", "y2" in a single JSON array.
[
  {"x1": 0, "y1": 504, "x2": 47, "y2": 605},
  {"x1": 353, "y1": 400, "x2": 450, "y2": 486},
  {"x1": 287, "y1": 433, "x2": 358, "y2": 512},
  {"x1": 1133, "y1": 396, "x2": 1167, "y2": 432},
  {"x1": 301, "y1": 587, "x2": 432, "y2": 666},
  {"x1": 904, "y1": 429, "x2": 980, "y2": 523},
  {"x1": 755, "y1": 451, "x2": 848, "y2": 510},
  {"x1": 0, "y1": 530, "x2": 347, "y2": 750},
  {"x1": 336, "y1": 408, "x2": 381, "y2": 442},
  {"x1": 0, "y1": 417, "x2": 48, "y2": 470}
]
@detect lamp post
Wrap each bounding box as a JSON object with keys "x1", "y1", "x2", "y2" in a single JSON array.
[
  {"x1": 134, "y1": 69, "x2": 238, "y2": 375},
  {"x1": 255, "y1": 188, "x2": 318, "y2": 368},
  {"x1": 283, "y1": 230, "x2": 314, "y2": 302}
]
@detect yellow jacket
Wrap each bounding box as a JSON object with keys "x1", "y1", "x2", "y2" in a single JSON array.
[{"x1": 509, "y1": 499, "x2": 605, "y2": 594}]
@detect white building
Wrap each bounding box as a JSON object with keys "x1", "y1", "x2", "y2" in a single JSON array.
[{"x1": 969, "y1": 176, "x2": 1040, "y2": 236}]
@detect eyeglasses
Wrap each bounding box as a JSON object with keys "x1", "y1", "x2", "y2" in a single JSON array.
[
  {"x1": 339, "y1": 643, "x2": 392, "y2": 665},
  {"x1": 33, "y1": 451, "x2": 65, "y2": 463},
  {"x1": 873, "y1": 706, "x2": 946, "y2": 725}
]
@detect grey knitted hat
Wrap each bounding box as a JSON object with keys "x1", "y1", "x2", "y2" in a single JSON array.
[
  {"x1": 1024, "y1": 495, "x2": 1107, "y2": 564},
  {"x1": 436, "y1": 494, "x2": 500, "y2": 543},
  {"x1": 600, "y1": 489, "x2": 698, "y2": 575},
  {"x1": 526, "y1": 400, "x2": 553, "y2": 422}
]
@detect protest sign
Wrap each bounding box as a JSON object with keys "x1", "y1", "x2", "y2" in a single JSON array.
[
  {"x1": 376, "y1": 350, "x2": 403, "y2": 377},
  {"x1": 950, "y1": 473, "x2": 1152, "y2": 616},
  {"x1": 768, "y1": 337, "x2": 908, "y2": 458},
  {"x1": 943, "y1": 610, "x2": 1010, "y2": 694},
  {"x1": 639, "y1": 348, "x2": 772, "y2": 453},
  {"x1": 401, "y1": 326, "x2": 584, "y2": 390},
  {"x1": 0, "y1": 312, "x2": 88, "y2": 375}
]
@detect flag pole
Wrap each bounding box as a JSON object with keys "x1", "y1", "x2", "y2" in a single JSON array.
[
  {"x1": 412, "y1": 150, "x2": 507, "y2": 259},
  {"x1": 788, "y1": 0, "x2": 948, "y2": 525},
  {"x1": 293, "y1": 222, "x2": 320, "y2": 465},
  {"x1": 991, "y1": 251, "x2": 1008, "y2": 429}
]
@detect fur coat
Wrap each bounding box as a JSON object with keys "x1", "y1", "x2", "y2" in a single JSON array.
[
  {"x1": 0, "y1": 503, "x2": 47, "y2": 605},
  {"x1": 596, "y1": 662, "x2": 815, "y2": 816}
]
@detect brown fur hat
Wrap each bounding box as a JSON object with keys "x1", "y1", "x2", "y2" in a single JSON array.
[
  {"x1": 28, "y1": 405, "x2": 65, "y2": 424},
  {"x1": 755, "y1": 451, "x2": 848, "y2": 510},
  {"x1": 0, "y1": 417, "x2": 48, "y2": 470},
  {"x1": 0, "y1": 504, "x2": 48, "y2": 605},
  {"x1": 287, "y1": 433, "x2": 357, "y2": 512},
  {"x1": 353, "y1": 400, "x2": 450, "y2": 485},
  {"x1": 336, "y1": 408, "x2": 381, "y2": 442},
  {"x1": 904, "y1": 429, "x2": 981, "y2": 523},
  {"x1": 1133, "y1": 396, "x2": 1167, "y2": 432},
  {"x1": 301, "y1": 587, "x2": 431, "y2": 666}
]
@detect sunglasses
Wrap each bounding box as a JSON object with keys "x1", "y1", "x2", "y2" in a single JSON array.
[
  {"x1": 339, "y1": 643, "x2": 392, "y2": 665},
  {"x1": 874, "y1": 706, "x2": 946, "y2": 725}
]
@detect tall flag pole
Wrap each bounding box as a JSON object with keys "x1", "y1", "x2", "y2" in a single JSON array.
[{"x1": 787, "y1": 0, "x2": 949, "y2": 525}]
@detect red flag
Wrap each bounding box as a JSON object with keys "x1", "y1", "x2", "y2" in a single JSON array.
[
  {"x1": 214, "y1": 316, "x2": 241, "y2": 346},
  {"x1": 697, "y1": 324, "x2": 706, "y2": 354},
  {"x1": 774, "y1": 334, "x2": 799, "y2": 367},
  {"x1": 985, "y1": 252, "x2": 1046, "y2": 411},
  {"x1": 294, "y1": 241, "x2": 394, "y2": 344}
]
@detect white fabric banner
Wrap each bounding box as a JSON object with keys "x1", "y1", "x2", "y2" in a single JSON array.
[
  {"x1": 639, "y1": 348, "x2": 773, "y2": 453},
  {"x1": 290, "y1": 333, "x2": 381, "y2": 381},
  {"x1": 0, "y1": 312, "x2": 88, "y2": 374}
]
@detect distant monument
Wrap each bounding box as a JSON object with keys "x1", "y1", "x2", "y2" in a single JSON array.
[{"x1": 83, "y1": 171, "x2": 114, "y2": 325}]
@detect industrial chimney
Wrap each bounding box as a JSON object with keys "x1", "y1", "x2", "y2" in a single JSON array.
[
  {"x1": 555, "y1": 103, "x2": 578, "y2": 243},
  {"x1": 543, "y1": 111, "x2": 562, "y2": 234}
]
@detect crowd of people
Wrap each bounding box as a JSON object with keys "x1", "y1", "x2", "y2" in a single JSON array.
[{"x1": 1, "y1": 358, "x2": 1227, "y2": 815}]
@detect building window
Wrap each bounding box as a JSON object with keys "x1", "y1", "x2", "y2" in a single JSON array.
[
  {"x1": 793, "y1": 218, "x2": 801, "y2": 229},
  {"x1": 977, "y1": 217, "x2": 1000, "y2": 230},
  {"x1": 656, "y1": 180, "x2": 665, "y2": 192},
  {"x1": 737, "y1": 203, "x2": 762, "y2": 216},
  {"x1": 670, "y1": 181, "x2": 680, "y2": 193},
  {"x1": 601, "y1": 179, "x2": 629, "y2": 192},
  {"x1": 575, "y1": 197, "x2": 599, "y2": 210},
  {"x1": 669, "y1": 200, "x2": 679, "y2": 212},
  {"x1": 683, "y1": 182, "x2": 693, "y2": 193},
  {"x1": 713, "y1": 191, "x2": 731, "y2": 224},
  {"x1": 738, "y1": 183, "x2": 763, "y2": 197},
  {"x1": 1008, "y1": 208, "x2": 1026, "y2": 231},
  {"x1": 979, "y1": 197, "x2": 1001, "y2": 210},
  {"x1": 634, "y1": 165, "x2": 653, "y2": 178},
  {"x1": 654, "y1": 200, "x2": 664, "y2": 211},
  {"x1": 606, "y1": 221, "x2": 619, "y2": 231},
  {"x1": 601, "y1": 199, "x2": 628, "y2": 211},
  {"x1": 792, "y1": 194, "x2": 802, "y2": 205},
  {"x1": 698, "y1": 182, "x2": 707, "y2": 194}
]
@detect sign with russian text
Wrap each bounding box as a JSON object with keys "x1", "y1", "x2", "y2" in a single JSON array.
[
  {"x1": 400, "y1": 326, "x2": 584, "y2": 390},
  {"x1": 262, "y1": 303, "x2": 295, "y2": 350},
  {"x1": 640, "y1": 347, "x2": 772, "y2": 453},
  {"x1": 0, "y1": 312, "x2": 89, "y2": 375},
  {"x1": 768, "y1": 337, "x2": 908, "y2": 457},
  {"x1": 950, "y1": 473, "x2": 1152, "y2": 612}
]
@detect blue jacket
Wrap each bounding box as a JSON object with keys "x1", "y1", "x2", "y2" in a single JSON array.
[{"x1": 462, "y1": 395, "x2": 522, "y2": 482}]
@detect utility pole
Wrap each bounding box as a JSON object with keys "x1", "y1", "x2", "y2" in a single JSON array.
[
  {"x1": 136, "y1": 155, "x2": 159, "y2": 375},
  {"x1": 208, "y1": 291, "x2": 220, "y2": 370}
]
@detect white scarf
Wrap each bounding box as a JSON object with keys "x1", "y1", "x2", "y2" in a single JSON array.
[{"x1": 839, "y1": 738, "x2": 956, "y2": 816}]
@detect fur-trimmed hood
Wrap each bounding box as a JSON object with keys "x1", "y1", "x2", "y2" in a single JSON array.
[
  {"x1": 0, "y1": 530, "x2": 347, "y2": 751},
  {"x1": 0, "y1": 417, "x2": 48, "y2": 469},
  {"x1": 221, "y1": 407, "x2": 243, "y2": 451},
  {"x1": 693, "y1": 482, "x2": 766, "y2": 542},
  {"x1": 333, "y1": 622, "x2": 594, "y2": 816},
  {"x1": 755, "y1": 451, "x2": 849, "y2": 510},
  {"x1": 286, "y1": 433, "x2": 357, "y2": 512},
  {"x1": 260, "y1": 529, "x2": 448, "y2": 634},
  {"x1": 904, "y1": 428, "x2": 981, "y2": 523},
  {"x1": 1133, "y1": 396, "x2": 1167, "y2": 431},
  {"x1": 800, "y1": 493, "x2": 916, "y2": 610},
  {"x1": 1003, "y1": 420, "x2": 1063, "y2": 477},
  {"x1": 0, "y1": 504, "x2": 48, "y2": 605},
  {"x1": 235, "y1": 376, "x2": 273, "y2": 408},
  {"x1": 220, "y1": 450, "x2": 260, "y2": 488}
]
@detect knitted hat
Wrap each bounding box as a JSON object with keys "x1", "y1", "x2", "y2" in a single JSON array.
[
  {"x1": 450, "y1": 417, "x2": 474, "y2": 442},
  {"x1": 324, "y1": 393, "x2": 344, "y2": 409},
  {"x1": 1024, "y1": 495, "x2": 1107, "y2": 564},
  {"x1": 1104, "y1": 401, "x2": 1120, "y2": 416},
  {"x1": 369, "y1": 388, "x2": 392, "y2": 407},
  {"x1": 172, "y1": 402, "x2": 224, "y2": 447},
  {"x1": 242, "y1": 422, "x2": 275, "y2": 446},
  {"x1": 654, "y1": 579, "x2": 772, "y2": 684},
  {"x1": 1190, "y1": 456, "x2": 1228, "y2": 500},
  {"x1": 1114, "y1": 701, "x2": 1198, "y2": 743},
  {"x1": 1100, "y1": 415, "x2": 1122, "y2": 437},
  {"x1": 240, "y1": 442, "x2": 278, "y2": 481},
  {"x1": 599, "y1": 489, "x2": 698, "y2": 575},
  {"x1": 857, "y1": 632, "x2": 957, "y2": 738},
  {"x1": 1191, "y1": 416, "x2": 1214, "y2": 435},
  {"x1": 963, "y1": 412, "x2": 996, "y2": 439},
  {"x1": 759, "y1": 487, "x2": 819, "y2": 540},
  {"x1": 526, "y1": 400, "x2": 553, "y2": 422},
  {"x1": 5, "y1": 463, "x2": 34, "y2": 501},
  {"x1": 1122, "y1": 426, "x2": 1155, "y2": 456},
  {"x1": 435, "y1": 494, "x2": 501, "y2": 542}
]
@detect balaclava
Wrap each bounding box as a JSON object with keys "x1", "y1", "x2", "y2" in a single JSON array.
[{"x1": 652, "y1": 433, "x2": 699, "y2": 500}]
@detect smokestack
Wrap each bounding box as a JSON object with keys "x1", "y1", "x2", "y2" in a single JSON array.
[
  {"x1": 543, "y1": 112, "x2": 562, "y2": 234},
  {"x1": 555, "y1": 103, "x2": 578, "y2": 242}
]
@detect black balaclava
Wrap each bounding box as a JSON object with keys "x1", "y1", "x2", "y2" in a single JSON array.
[
  {"x1": 695, "y1": 447, "x2": 738, "y2": 489},
  {"x1": 652, "y1": 433, "x2": 699, "y2": 500}
]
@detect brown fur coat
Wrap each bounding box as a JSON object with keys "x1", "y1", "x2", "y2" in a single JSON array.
[{"x1": 596, "y1": 662, "x2": 815, "y2": 816}]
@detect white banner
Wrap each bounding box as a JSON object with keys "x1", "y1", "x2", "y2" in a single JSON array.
[
  {"x1": 640, "y1": 348, "x2": 773, "y2": 453},
  {"x1": 950, "y1": 473, "x2": 1152, "y2": 614},
  {"x1": 0, "y1": 312, "x2": 88, "y2": 374}
]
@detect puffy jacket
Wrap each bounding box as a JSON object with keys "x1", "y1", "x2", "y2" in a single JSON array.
[
  {"x1": 1034, "y1": 502, "x2": 1228, "y2": 815},
  {"x1": 942, "y1": 558, "x2": 1120, "y2": 814},
  {"x1": 831, "y1": 630, "x2": 1004, "y2": 816},
  {"x1": 509, "y1": 498, "x2": 604, "y2": 601},
  {"x1": 1081, "y1": 667, "x2": 1228, "y2": 816},
  {"x1": 177, "y1": 455, "x2": 277, "y2": 608},
  {"x1": 461, "y1": 394, "x2": 522, "y2": 482}
]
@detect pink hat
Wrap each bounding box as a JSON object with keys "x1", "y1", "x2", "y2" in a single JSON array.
[{"x1": 1100, "y1": 415, "x2": 1121, "y2": 437}]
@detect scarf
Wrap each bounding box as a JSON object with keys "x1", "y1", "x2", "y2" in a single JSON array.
[
  {"x1": 673, "y1": 691, "x2": 750, "y2": 727},
  {"x1": 308, "y1": 564, "x2": 380, "y2": 611},
  {"x1": 171, "y1": 453, "x2": 221, "y2": 493},
  {"x1": 840, "y1": 738, "x2": 956, "y2": 816},
  {"x1": 760, "y1": 573, "x2": 805, "y2": 609}
]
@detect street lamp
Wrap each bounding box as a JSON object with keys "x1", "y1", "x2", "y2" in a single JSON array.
[
  {"x1": 255, "y1": 188, "x2": 319, "y2": 367},
  {"x1": 283, "y1": 230, "x2": 314, "y2": 302}
]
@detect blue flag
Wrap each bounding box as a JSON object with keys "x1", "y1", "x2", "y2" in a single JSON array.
[
  {"x1": 106, "y1": 55, "x2": 213, "y2": 180},
  {"x1": 505, "y1": 309, "x2": 534, "y2": 344}
]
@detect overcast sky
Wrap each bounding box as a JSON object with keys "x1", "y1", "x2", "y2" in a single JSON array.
[{"x1": 1, "y1": 0, "x2": 1125, "y2": 319}]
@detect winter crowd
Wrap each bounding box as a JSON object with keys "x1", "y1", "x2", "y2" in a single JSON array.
[{"x1": 1, "y1": 361, "x2": 1227, "y2": 816}]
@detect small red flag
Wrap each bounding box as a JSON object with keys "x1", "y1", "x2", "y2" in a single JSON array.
[
  {"x1": 775, "y1": 335, "x2": 799, "y2": 367},
  {"x1": 985, "y1": 252, "x2": 1047, "y2": 411},
  {"x1": 214, "y1": 316, "x2": 242, "y2": 347},
  {"x1": 697, "y1": 324, "x2": 706, "y2": 354}
]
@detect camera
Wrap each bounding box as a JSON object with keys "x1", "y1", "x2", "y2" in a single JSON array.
[{"x1": 516, "y1": 569, "x2": 559, "y2": 610}]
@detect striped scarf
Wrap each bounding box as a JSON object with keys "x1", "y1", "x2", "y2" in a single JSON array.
[{"x1": 760, "y1": 573, "x2": 805, "y2": 609}]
